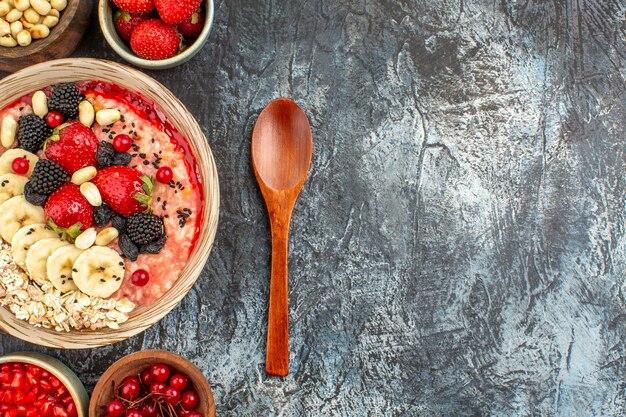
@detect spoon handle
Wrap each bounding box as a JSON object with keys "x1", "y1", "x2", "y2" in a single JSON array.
[{"x1": 266, "y1": 209, "x2": 291, "y2": 377}]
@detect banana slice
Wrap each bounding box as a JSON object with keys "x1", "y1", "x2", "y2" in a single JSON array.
[
  {"x1": 0, "y1": 173, "x2": 27, "y2": 205},
  {"x1": 47, "y1": 245, "x2": 84, "y2": 293},
  {"x1": 11, "y1": 223, "x2": 58, "y2": 270},
  {"x1": 25, "y1": 237, "x2": 69, "y2": 285},
  {"x1": 0, "y1": 195, "x2": 45, "y2": 242},
  {"x1": 72, "y1": 246, "x2": 125, "y2": 298},
  {"x1": 0, "y1": 149, "x2": 38, "y2": 177}
]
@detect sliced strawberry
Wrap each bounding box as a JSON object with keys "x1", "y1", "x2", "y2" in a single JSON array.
[
  {"x1": 45, "y1": 184, "x2": 94, "y2": 235},
  {"x1": 114, "y1": 10, "x2": 150, "y2": 43},
  {"x1": 154, "y1": 0, "x2": 201, "y2": 24},
  {"x1": 130, "y1": 19, "x2": 180, "y2": 60},
  {"x1": 92, "y1": 166, "x2": 153, "y2": 216},
  {"x1": 177, "y1": 9, "x2": 204, "y2": 39},
  {"x1": 44, "y1": 121, "x2": 99, "y2": 174},
  {"x1": 112, "y1": 0, "x2": 154, "y2": 13}
]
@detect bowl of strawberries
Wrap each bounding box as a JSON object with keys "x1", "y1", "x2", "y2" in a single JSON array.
[{"x1": 98, "y1": 0, "x2": 214, "y2": 69}]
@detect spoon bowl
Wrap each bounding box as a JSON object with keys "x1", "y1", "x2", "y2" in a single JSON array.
[{"x1": 252, "y1": 98, "x2": 312, "y2": 376}]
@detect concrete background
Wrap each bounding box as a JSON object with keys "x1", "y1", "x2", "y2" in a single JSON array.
[{"x1": 1, "y1": 0, "x2": 625, "y2": 415}]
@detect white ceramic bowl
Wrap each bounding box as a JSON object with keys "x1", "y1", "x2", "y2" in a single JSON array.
[{"x1": 98, "y1": 0, "x2": 214, "y2": 69}]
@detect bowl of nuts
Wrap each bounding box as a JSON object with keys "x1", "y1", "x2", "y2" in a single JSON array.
[{"x1": 0, "y1": 0, "x2": 93, "y2": 73}]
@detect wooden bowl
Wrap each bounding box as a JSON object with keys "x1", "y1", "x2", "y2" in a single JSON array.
[
  {"x1": 98, "y1": 0, "x2": 214, "y2": 70},
  {"x1": 0, "y1": 58, "x2": 220, "y2": 348},
  {"x1": 89, "y1": 350, "x2": 216, "y2": 417},
  {"x1": 0, "y1": 0, "x2": 93, "y2": 73},
  {"x1": 0, "y1": 352, "x2": 90, "y2": 417}
]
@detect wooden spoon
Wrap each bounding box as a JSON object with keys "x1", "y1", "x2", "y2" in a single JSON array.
[{"x1": 251, "y1": 98, "x2": 313, "y2": 377}]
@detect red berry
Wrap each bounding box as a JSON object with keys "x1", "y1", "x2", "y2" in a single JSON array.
[
  {"x1": 45, "y1": 111, "x2": 64, "y2": 128},
  {"x1": 92, "y1": 166, "x2": 151, "y2": 216},
  {"x1": 114, "y1": 11, "x2": 150, "y2": 43},
  {"x1": 164, "y1": 386, "x2": 181, "y2": 405},
  {"x1": 169, "y1": 374, "x2": 188, "y2": 391},
  {"x1": 130, "y1": 20, "x2": 179, "y2": 60},
  {"x1": 180, "y1": 391, "x2": 199, "y2": 410},
  {"x1": 140, "y1": 369, "x2": 153, "y2": 385},
  {"x1": 155, "y1": 166, "x2": 173, "y2": 184},
  {"x1": 45, "y1": 184, "x2": 94, "y2": 231},
  {"x1": 112, "y1": 0, "x2": 154, "y2": 13},
  {"x1": 177, "y1": 9, "x2": 205, "y2": 39},
  {"x1": 138, "y1": 401, "x2": 158, "y2": 417},
  {"x1": 131, "y1": 269, "x2": 149, "y2": 286},
  {"x1": 11, "y1": 157, "x2": 29, "y2": 175},
  {"x1": 154, "y1": 0, "x2": 201, "y2": 24},
  {"x1": 119, "y1": 377, "x2": 140, "y2": 400},
  {"x1": 107, "y1": 399, "x2": 125, "y2": 417},
  {"x1": 125, "y1": 410, "x2": 142, "y2": 417},
  {"x1": 113, "y1": 134, "x2": 133, "y2": 152},
  {"x1": 45, "y1": 121, "x2": 99, "y2": 174},
  {"x1": 148, "y1": 382, "x2": 166, "y2": 395},
  {"x1": 150, "y1": 364, "x2": 170, "y2": 383}
]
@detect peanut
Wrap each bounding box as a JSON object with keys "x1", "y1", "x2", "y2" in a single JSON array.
[
  {"x1": 10, "y1": 20, "x2": 22, "y2": 37},
  {"x1": 50, "y1": 0, "x2": 65, "y2": 11},
  {"x1": 23, "y1": 7, "x2": 39, "y2": 24},
  {"x1": 95, "y1": 109, "x2": 121, "y2": 126},
  {"x1": 1, "y1": 116, "x2": 17, "y2": 148},
  {"x1": 46, "y1": 8, "x2": 58, "y2": 18},
  {"x1": 29, "y1": 23, "x2": 48, "y2": 38},
  {"x1": 0, "y1": 2, "x2": 9, "y2": 17},
  {"x1": 71, "y1": 166, "x2": 97, "y2": 185},
  {"x1": 96, "y1": 228, "x2": 119, "y2": 246},
  {"x1": 30, "y1": 0, "x2": 51, "y2": 16},
  {"x1": 0, "y1": 34, "x2": 16, "y2": 46},
  {"x1": 0, "y1": 18, "x2": 9, "y2": 36},
  {"x1": 42, "y1": 14, "x2": 56, "y2": 27},
  {"x1": 80, "y1": 182, "x2": 102, "y2": 207},
  {"x1": 78, "y1": 100, "x2": 95, "y2": 127},
  {"x1": 20, "y1": 17, "x2": 32, "y2": 28},
  {"x1": 16, "y1": 28, "x2": 30, "y2": 46},
  {"x1": 14, "y1": 0, "x2": 28, "y2": 11},
  {"x1": 32, "y1": 90, "x2": 48, "y2": 117},
  {"x1": 75, "y1": 228, "x2": 97, "y2": 250},
  {"x1": 5, "y1": 9, "x2": 22, "y2": 23}
]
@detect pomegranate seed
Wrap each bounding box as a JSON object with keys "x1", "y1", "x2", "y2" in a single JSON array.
[
  {"x1": 0, "y1": 390, "x2": 12, "y2": 405},
  {"x1": 10, "y1": 371, "x2": 24, "y2": 390},
  {"x1": 130, "y1": 269, "x2": 149, "y2": 287},
  {"x1": 112, "y1": 134, "x2": 133, "y2": 152},
  {"x1": 65, "y1": 403, "x2": 77, "y2": 417},
  {"x1": 45, "y1": 111, "x2": 63, "y2": 128},
  {"x1": 60, "y1": 395, "x2": 73, "y2": 406},
  {"x1": 155, "y1": 166, "x2": 173, "y2": 184},
  {"x1": 169, "y1": 374, "x2": 188, "y2": 391},
  {"x1": 52, "y1": 405, "x2": 68, "y2": 417},
  {"x1": 39, "y1": 400, "x2": 54, "y2": 416}
]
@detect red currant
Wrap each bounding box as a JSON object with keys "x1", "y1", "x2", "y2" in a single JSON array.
[
  {"x1": 131, "y1": 270, "x2": 149, "y2": 287},
  {"x1": 164, "y1": 386, "x2": 181, "y2": 405},
  {"x1": 45, "y1": 111, "x2": 64, "y2": 128},
  {"x1": 112, "y1": 134, "x2": 133, "y2": 153},
  {"x1": 119, "y1": 377, "x2": 140, "y2": 400},
  {"x1": 106, "y1": 399, "x2": 125, "y2": 417},
  {"x1": 180, "y1": 390, "x2": 199, "y2": 410},
  {"x1": 169, "y1": 374, "x2": 188, "y2": 391},
  {"x1": 150, "y1": 363, "x2": 170, "y2": 383},
  {"x1": 11, "y1": 158, "x2": 29, "y2": 175},
  {"x1": 149, "y1": 382, "x2": 166, "y2": 395},
  {"x1": 155, "y1": 166, "x2": 173, "y2": 184},
  {"x1": 125, "y1": 410, "x2": 142, "y2": 417}
]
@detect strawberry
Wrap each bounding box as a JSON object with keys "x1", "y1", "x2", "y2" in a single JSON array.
[
  {"x1": 92, "y1": 166, "x2": 153, "y2": 216},
  {"x1": 44, "y1": 121, "x2": 99, "y2": 174},
  {"x1": 177, "y1": 9, "x2": 204, "y2": 39},
  {"x1": 45, "y1": 184, "x2": 94, "y2": 236},
  {"x1": 130, "y1": 19, "x2": 180, "y2": 60},
  {"x1": 112, "y1": 0, "x2": 154, "y2": 13},
  {"x1": 114, "y1": 10, "x2": 150, "y2": 43},
  {"x1": 154, "y1": 0, "x2": 201, "y2": 25}
]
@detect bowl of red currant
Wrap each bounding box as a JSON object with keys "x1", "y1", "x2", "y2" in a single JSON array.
[{"x1": 90, "y1": 350, "x2": 214, "y2": 417}]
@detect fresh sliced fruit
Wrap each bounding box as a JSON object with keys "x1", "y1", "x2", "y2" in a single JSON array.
[
  {"x1": 0, "y1": 149, "x2": 38, "y2": 177},
  {"x1": 0, "y1": 174, "x2": 27, "y2": 205},
  {"x1": 130, "y1": 19, "x2": 180, "y2": 60},
  {"x1": 154, "y1": 0, "x2": 201, "y2": 24},
  {"x1": 114, "y1": 11, "x2": 150, "y2": 43},
  {"x1": 112, "y1": 0, "x2": 155, "y2": 13},
  {"x1": 44, "y1": 121, "x2": 99, "y2": 174},
  {"x1": 92, "y1": 166, "x2": 152, "y2": 216},
  {"x1": 46, "y1": 245, "x2": 84, "y2": 293},
  {"x1": 72, "y1": 246, "x2": 125, "y2": 298},
  {"x1": 45, "y1": 183, "x2": 94, "y2": 232},
  {"x1": 25, "y1": 237, "x2": 69, "y2": 285},
  {"x1": 11, "y1": 223, "x2": 58, "y2": 270},
  {"x1": 0, "y1": 195, "x2": 45, "y2": 242}
]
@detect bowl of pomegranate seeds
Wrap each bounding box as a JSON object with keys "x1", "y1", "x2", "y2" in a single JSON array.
[
  {"x1": 0, "y1": 352, "x2": 89, "y2": 417},
  {"x1": 98, "y1": 0, "x2": 214, "y2": 69},
  {"x1": 90, "y1": 350, "x2": 215, "y2": 417}
]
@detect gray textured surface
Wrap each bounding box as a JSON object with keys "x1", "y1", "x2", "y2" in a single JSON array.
[{"x1": 1, "y1": 0, "x2": 625, "y2": 415}]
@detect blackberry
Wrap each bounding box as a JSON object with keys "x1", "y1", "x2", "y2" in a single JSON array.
[
  {"x1": 94, "y1": 203, "x2": 113, "y2": 227},
  {"x1": 139, "y1": 235, "x2": 167, "y2": 254},
  {"x1": 111, "y1": 214, "x2": 127, "y2": 233},
  {"x1": 96, "y1": 141, "x2": 115, "y2": 167},
  {"x1": 48, "y1": 83, "x2": 82, "y2": 119},
  {"x1": 112, "y1": 152, "x2": 132, "y2": 166},
  {"x1": 17, "y1": 114, "x2": 51, "y2": 153},
  {"x1": 28, "y1": 160, "x2": 69, "y2": 197},
  {"x1": 23, "y1": 182, "x2": 48, "y2": 206},
  {"x1": 126, "y1": 213, "x2": 164, "y2": 246},
  {"x1": 118, "y1": 234, "x2": 138, "y2": 261}
]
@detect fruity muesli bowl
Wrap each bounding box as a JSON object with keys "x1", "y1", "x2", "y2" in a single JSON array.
[{"x1": 0, "y1": 58, "x2": 219, "y2": 348}]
